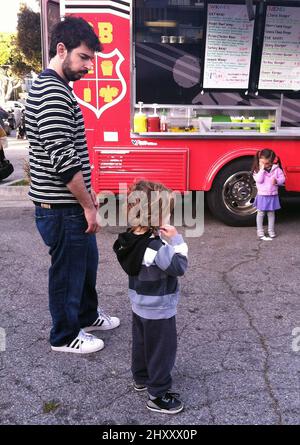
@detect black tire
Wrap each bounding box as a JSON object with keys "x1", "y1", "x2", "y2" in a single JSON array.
[{"x1": 207, "y1": 158, "x2": 257, "y2": 226}]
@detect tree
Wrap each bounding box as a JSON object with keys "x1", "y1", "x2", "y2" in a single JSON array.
[
  {"x1": 0, "y1": 34, "x2": 22, "y2": 103},
  {"x1": 16, "y1": 3, "x2": 42, "y2": 74},
  {"x1": 0, "y1": 3, "x2": 42, "y2": 102},
  {"x1": 0, "y1": 33, "x2": 14, "y2": 67}
]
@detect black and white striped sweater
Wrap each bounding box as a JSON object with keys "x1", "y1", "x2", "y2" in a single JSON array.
[{"x1": 25, "y1": 69, "x2": 91, "y2": 204}]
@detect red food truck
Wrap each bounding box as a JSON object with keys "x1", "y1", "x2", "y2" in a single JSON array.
[{"x1": 40, "y1": 0, "x2": 300, "y2": 225}]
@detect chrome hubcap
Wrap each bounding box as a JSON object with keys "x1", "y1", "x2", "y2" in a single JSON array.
[{"x1": 222, "y1": 171, "x2": 257, "y2": 216}]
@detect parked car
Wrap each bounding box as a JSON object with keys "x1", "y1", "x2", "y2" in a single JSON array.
[
  {"x1": 4, "y1": 101, "x2": 25, "y2": 111},
  {"x1": 0, "y1": 106, "x2": 11, "y2": 135},
  {"x1": 3, "y1": 102, "x2": 25, "y2": 130},
  {"x1": 2, "y1": 119, "x2": 12, "y2": 135}
]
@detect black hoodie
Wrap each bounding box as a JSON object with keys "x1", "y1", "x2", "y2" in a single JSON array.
[{"x1": 113, "y1": 230, "x2": 154, "y2": 276}]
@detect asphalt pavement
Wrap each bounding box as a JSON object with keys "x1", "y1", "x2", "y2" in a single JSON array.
[{"x1": 0, "y1": 196, "x2": 299, "y2": 426}]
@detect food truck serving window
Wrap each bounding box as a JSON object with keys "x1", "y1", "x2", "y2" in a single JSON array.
[
  {"x1": 134, "y1": 0, "x2": 300, "y2": 105},
  {"x1": 134, "y1": 0, "x2": 205, "y2": 105}
]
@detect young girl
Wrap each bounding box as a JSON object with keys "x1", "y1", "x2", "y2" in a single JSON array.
[
  {"x1": 113, "y1": 180, "x2": 188, "y2": 414},
  {"x1": 252, "y1": 149, "x2": 285, "y2": 240}
]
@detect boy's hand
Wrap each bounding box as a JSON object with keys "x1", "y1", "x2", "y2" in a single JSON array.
[{"x1": 160, "y1": 224, "x2": 178, "y2": 239}]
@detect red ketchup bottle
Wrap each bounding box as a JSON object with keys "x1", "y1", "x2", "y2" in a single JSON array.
[{"x1": 147, "y1": 104, "x2": 160, "y2": 132}]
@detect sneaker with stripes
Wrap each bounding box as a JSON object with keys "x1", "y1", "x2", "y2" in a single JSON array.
[
  {"x1": 51, "y1": 329, "x2": 104, "y2": 354},
  {"x1": 83, "y1": 307, "x2": 120, "y2": 332}
]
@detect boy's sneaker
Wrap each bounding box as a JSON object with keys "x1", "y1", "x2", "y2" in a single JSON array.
[
  {"x1": 146, "y1": 392, "x2": 184, "y2": 414},
  {"x1": 51, "y1": 329, "x2": 104, "y2": 354},
  {"x1": 83, "y1": 307, "x2": 120, "y2": 332},
  {"x1": 133, "y1": 382, "x2": 147, "y2": 392},
  {"x1": 268, "y1": 232, "x2": 276, "y2": 238}
]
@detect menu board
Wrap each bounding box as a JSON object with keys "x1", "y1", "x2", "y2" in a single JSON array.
[
  {"x1": 203, "y1": 4, "x2": 255, "y2": 89},
  {"x1": 258, "y1": 6, "x2": 300, "y2": 90}
]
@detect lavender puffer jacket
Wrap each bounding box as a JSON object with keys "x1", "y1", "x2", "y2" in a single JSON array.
[{"x1": 253, "y1": 164, "x2": 285, "y2": 196}]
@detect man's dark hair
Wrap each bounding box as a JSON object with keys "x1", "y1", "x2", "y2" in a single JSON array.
[{"x1": 49, "y1": 16, "x2": 101, "y2": 59}]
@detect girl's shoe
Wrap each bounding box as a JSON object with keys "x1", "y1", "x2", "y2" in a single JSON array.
[
  {"x1": 259, "y1": 235, "x2": 273, "y2": 241},
  {"x1": 268, "y1": 232, "x2": 276, "y2": 238}
]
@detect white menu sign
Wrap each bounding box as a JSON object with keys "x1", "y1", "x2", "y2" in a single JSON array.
[
  {"x1": 203, "y1": 4, "x2": 255, "y2": 89},
  {"x1": 259, "y1": 6, "x2": 300, "y2": 90}
]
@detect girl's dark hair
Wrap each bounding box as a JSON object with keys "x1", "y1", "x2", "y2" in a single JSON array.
[
  {"x1": 251, "y1": 148, "x2": 283, "y2": 173},
  {"x1": 49, "y1": 16, "x2": 101, "y2": 59}
]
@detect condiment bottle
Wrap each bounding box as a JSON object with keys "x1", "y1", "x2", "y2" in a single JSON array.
[
  {"x1": 160, "y1": 110, "x2": 168, "y2": 132},
  {"x1": 133, "y1": 101, "x2": 147, "y2": 133},
  {"x1": 147, "y1": 103, "x2": 161, "y2": 132}
]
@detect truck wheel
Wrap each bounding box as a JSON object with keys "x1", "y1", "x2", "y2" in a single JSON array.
[{"x1": 207, "y1": 158, "x2": 257, "y2": 226}]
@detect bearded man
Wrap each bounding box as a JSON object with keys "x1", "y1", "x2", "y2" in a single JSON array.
[{"x1": 25, "y1": 17, "x2": 120, "y2": 355}]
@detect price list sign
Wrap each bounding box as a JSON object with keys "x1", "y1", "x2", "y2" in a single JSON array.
[
  {"x1": 203, "y1": 4, "x2": 255, "y2": 89},
  {"x1": 259, "y1": 6, "x2": 300, "y2": 90}
]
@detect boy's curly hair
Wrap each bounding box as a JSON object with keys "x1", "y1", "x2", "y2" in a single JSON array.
[{"x1": 127, "y1": 179, "x2": 175, "y2": 232}]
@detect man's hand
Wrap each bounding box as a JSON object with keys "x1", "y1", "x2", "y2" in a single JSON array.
[
  {"x1": 66, "y1": 172, "x2": 101, "y2": 233},
  {"x1": 91, "y1": 188, "x2": 99, "y2": 210},
  {"x1": 84, "y1": 206, "x2": 101, "y2": 234}
]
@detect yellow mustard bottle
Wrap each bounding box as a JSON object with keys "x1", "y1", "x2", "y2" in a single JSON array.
[{"x1": 133, "y1": 101, "x2": 147, "y2": 133}]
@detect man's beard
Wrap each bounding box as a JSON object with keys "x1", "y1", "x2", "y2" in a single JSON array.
[{"x1": 62, "y1": 58, "x2": 88, "y2": 81}]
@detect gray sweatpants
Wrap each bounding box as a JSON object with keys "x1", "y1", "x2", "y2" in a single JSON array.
[
  {"x1": 256, "y1": 210, "x2": 275, "y2": 237},
  {"x1": 131, "y1": 312, "x2": 177, "y2": 398}
]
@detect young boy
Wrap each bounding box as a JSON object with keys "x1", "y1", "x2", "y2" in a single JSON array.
[{"x1": 113, "y1": 180, "x2": 188, "y2": 414}]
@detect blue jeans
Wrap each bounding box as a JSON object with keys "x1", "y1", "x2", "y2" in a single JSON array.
[{"x1": 35, "y1": 205, "x2": 99, "y2": 346}]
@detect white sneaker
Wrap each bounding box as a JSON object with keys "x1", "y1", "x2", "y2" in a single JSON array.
[
  {"x1": 259, "y1": 235, "x2": 273, "y2": 241},
  {"x1": 83, "y1": 308, "x2": 120, "y2": 332},
  {"x1": 268, "y1": 232, "x2": 276, "y2": 238},
  {"x1": 51, "y1": 329, "x2": 104, "y2": 354}
]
